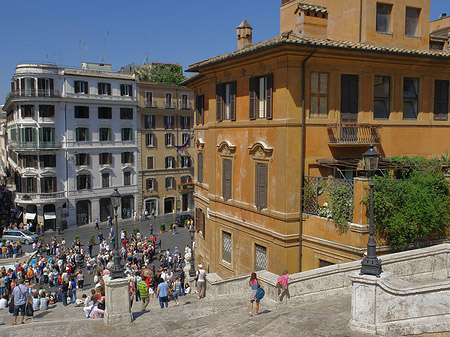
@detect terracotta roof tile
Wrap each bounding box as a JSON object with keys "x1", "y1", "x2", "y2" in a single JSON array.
[{"x1": 296, "y1": 2, "x2": 328, "y2": 13}]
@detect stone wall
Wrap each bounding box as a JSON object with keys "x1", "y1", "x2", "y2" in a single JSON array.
[{"x1": 205, "y1": 243, "x2": 450, "y2": 303}]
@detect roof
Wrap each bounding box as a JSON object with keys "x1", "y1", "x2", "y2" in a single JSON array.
[
  {"x1": 295, "y1": 2, "x2": 328, "y2": 13},
  {"x1": 187, "y1": 33, "x2": 450, "y2": 72},
  {"x1": 237, "y1": 19, "x2": 252, "y2": 29}
]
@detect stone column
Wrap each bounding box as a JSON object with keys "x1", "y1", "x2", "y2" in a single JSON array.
[
  {"x1": 352, "y1": 177, "x2": 369, "y2": 225},
  {"x1": 103, "y1": 275, "x2": 132, "y2": 326}
]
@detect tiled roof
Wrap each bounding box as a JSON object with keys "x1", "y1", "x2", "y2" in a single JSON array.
[
  {"x1": 187, "y1": 34, "x2": 450, "y2": 72},
  {"x1": 296, "y1": 2, "x2": 328, "y2": 13}
]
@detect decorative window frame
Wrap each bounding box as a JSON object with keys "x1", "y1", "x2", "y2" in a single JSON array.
[{"x1": 249, "y1": 141, "x2": 273, "y2": 211}]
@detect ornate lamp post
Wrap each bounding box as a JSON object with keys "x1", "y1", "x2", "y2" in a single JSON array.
[
  {"x1": 110, "y1": 188, "x2": 123, "y2": 279},
  {"x1": 189, "y1": 224, "x2": 196, "y2": 277},
  {"x1": 361, "y1": 145, "x2": 382, "y2": 277}
]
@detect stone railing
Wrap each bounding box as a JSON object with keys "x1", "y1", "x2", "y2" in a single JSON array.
[{"x1": 204, "y1": 244, "x2": 450, "y2": 303}]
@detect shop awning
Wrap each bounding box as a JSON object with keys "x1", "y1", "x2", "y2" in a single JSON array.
[
  {"x1": 24, "y1": 213, "x2": 36, "y2": 220},
  {"x1": 44, "y1": 212, "x2": 57, "y2": 220}
]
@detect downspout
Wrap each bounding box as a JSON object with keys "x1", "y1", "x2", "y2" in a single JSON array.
[
  {"x1": 359, "y1": 0, "x2": 363, "y2": 43},
  {"x1": 299, "y1": 48, "x2": 316, "y2": 273}
]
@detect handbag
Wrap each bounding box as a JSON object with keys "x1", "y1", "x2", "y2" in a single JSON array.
[
  {"x1": 25, "y1": 302, "x2": 34, "y2": 316},
  {"x1": 8, "y1": 296, "x2": 14, "y2": 314},
  {"x1": 256, "y1": 285, "x2": 265, "y2": 300}
]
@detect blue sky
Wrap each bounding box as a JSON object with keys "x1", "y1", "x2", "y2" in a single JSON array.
[{"x1": 0, "y1": 0, "x2": 448, "y2": 101}]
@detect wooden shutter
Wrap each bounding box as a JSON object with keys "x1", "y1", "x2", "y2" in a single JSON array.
[
  {"x1": 186, "y1": 116, "x2": 190, "y2": 128},
  {"x1": 33, "y1": 178, "x2": 37, "y2": 193},
  {"x1": 120, "y1": 85, "x2": 124, "y2": 96},
  {"x1": 31, "y1": 78, "x2": 35, "y2": 94},
  {"x1": 256, "y1": 163, "x2": 268, "y2": 209},
  {"x1": 51, "y1": 128, "x2": 55, "y2": 142},
  {"x1": 11, "y1": 81, "x2": 15, "y2": 92},
  {"x1": 341, "y1": 74, "x2": 359, "y2": 115},
  {"x1": 195, "y1": 96, "x2": 199, "y2": 125},
  {"x1": 84, "y1": 81, "x2": 89, "y2": 94},
  {"x1": 20, "y1": 78, "x2": 25, "y2": 93},
  {"x1": 147, "y1": 157, "x2": 153, "y2": 169},
  {"x1": 50, "y1": 79, "x2": 54, "y2": 92},
  {"x1": 87, "y1": 154, "x2": 91, "y2": 166},
  {"x1": 107, "y1": 83, "x2": 111, "y2": 95},
  {"x1": 230, "y1": 81, "x2": 236, "y2": 121},
  {"x1": 266, "y1": 74, "x2": 273, "y2": 120},
  {"x1": 434, "y1": 80, "x2": 449, "y2": 121},
  {"x1": 216, "y1": 84, "x2": 223, "y2": 121},
  {"x1": 223, "y1": 158, "x2": 232, "y2": 200},
  {"x1": 52, "y1": 177, "x2": 57, "y2": 192},
  {"x1": 38, "y1": 128, "x2": 43, "y2": 142},
  {"x1": 198, "y1": 152, "x2": 203, "y2": 183},
  {"x1": 98, "y1": 83, "x2": 101, "y2": 94},
  {"x1": 249, "y1": 77, "x2": 256, "y2": 120},
  {"x1": 164, "y1": 116, "x2": 168, "y2": 129}
]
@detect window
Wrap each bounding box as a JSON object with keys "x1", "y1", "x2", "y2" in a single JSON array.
[
  {"x1": 196, "y1": 94, "x2": 205, "y2": 125},
  {"x1": 120, "y1": 108, "x2": 133, "y2": 120},
  {"x1": 165, "y1": 133, "x2": 174, "y2": 147},
  {"x1": 98, "y1": 82, "x2": 111, "y2": 95},
  {"x1": 21, "y1": 105, "x2": 34, "y2": 118},
  {"x1": 434, "y1": 80, "x2": 449, "y2": 121},
  {"x1": 99, "y1": 128, "x2": 112, "y2": 141},
  {"x1": 147, "y1": 156, "x2": 154, "y2": 169},
  {"x1": 195, "y1": 208, "x2": 205, "y2": 236},
  {"x1": 98, "y1": 107, "x2": 112, "y2": 119},
  {"x1": 198, "y1": 153, "x2": 203, "y2": 183},
  {"x1": 181, "y1": 94, "x2": 189, "y2": 109},
  {"x1": 21, "y1": 78, "x2": 35, "y2": 97},
  {"x1": 40, "y1": 155, "x2": 56, "y2": 168},
  {"x1": 23, "y1": 127, "x2": 35, "y2": 142},
  {"x1": 76, "y1": 128, "x2": 89, "y2": 141},
  {"x1": 181, "y1": 175, "x2": 191, "y2": 184},
  {"x1": 23, "y1": 155, "x2": 37, "y2": 168},
  {"x1": 255, "y1": 244, "x2": 267, "y2": 271},
  {"x1": 74, "y1": 106, "x2": 89, "y2": 119},
  {"x1": 165, "y1": 156, "x2": 174, "y2": 169},
  {"x1": 165, "y1": 177, "x2": 174, "y2": 189},
  {"x1": 146, "y1": 178, "x2": 154, "y2": 190},
  {"x1": 41, "y1": 177, "x2": 57, "y2": 193},
  {"x1": 146, "y1": 133, "x2": 155, "y2": 147},
  {"x1": 74, "y1": 81, "x2": 88, "y2": 94},
  {"x1": 120, "y1": 84, "x2": 132, "y2": 97},
  {"x1": 165, "y1": 93, "x2": 173, "y2": 108},
  {"x1": 374, "y1": 76, "x2": 390, "y2": 119},
  {"x1": 310, "y1": 72, "x2": 328, "y2": 117},
  {"x1": 376, "y1": 3, "x2": 392, "y2": 33},
  {"x1": 76, "y1": 153, "x2": 90, "y2": 166},
  {"x1": 181, "y1": 116, "x2": 190, "y2": 129},
  {"x1": 405, "y1": 7, "x2": 420, "y2": 37},
  {"x1": 222, "y1": 231, "x2": 232, "y2": 263},
  {"x1": 145, "y1": 115, "x2": 155, "y2": 129},
  {"x1": 164, "y1": 116, "x2": 174, "y2": 129},
  {"x1": 121, "y1": 128, "x2": 133, "y2": 141},
  {"x1": 145, "y1": 92, "x2": 153, "y2": 107},
  {"x1": 102, "y1": 173, "x2": 109, "y2": 188},
  {"x1": 124, "y1": 171, "x2": 131, "y2": 186},
  {"x1": 121, "y1": 152, "x2": 134, "y2": 164},
  {"x1": 182, "y1": 133, "x2": 190, "y2": 145},
  {"x1": 39, "y1": 105, "x2": 55, "y2": 118},
  {"x1": 77, "y1": 175, "x2": 91, "y2": 190},
  {"x1": 403, "y1": 78, "x2": 419, "y2": 120},
  {"x1": 222, "y1": 158, "x2": 232, "y2": 200},
  {"x1": 216, "y1": 81, "x2": 236, "y2": 121},
  {"x1": 341, "y1": 74, "x2": 359, "y2": 117},
  {"x1": 40, "y1": 127, "x2": 55, "y2": 143},
  {"x1": 24, "y1": 177, "x2": 37, "y2": 193},
  {"x1": 181, "y1": 156, "x2": 191, "y2": 168},
  {"x1": 38, "y1": 78, "x2": 54, "y2": 97},
  {"x1": 249, "y1": 74, "x2": 273, "y2": 120},
  {"x1": 255, "y1": 163, "x2": 268, "y2": 210},
  {"x1": 99, "y1": 153, "x2": 112, "y2": 165}
]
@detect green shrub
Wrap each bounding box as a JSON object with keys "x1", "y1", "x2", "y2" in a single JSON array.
[
  {"x1": 133, "y1": 228, "x2": 140, "y2": 235},
  {"x1": 160, "y1": 224, "x2": 166, "y2": 231},
  {"x1": 74, "y1": 235, "x2": 80, "y2": 241},
  {"x1": 89, "y1": 235, "x2": 96, "y2": 244}
]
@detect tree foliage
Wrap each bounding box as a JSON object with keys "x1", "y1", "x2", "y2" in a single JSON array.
[
  {"x1": 328, "y1": 182, "x2": 353, "y2": 233},
  {"x1": 133, "y1": 63, "x2": 185, "y2": 85},
  {"x1": 369, "y1": 156, "x2": 450, "y2": 249}
]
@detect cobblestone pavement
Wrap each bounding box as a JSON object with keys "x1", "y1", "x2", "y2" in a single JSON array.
[{"x1": 0, "y1": 290, "x2": 376, "y2": 337}]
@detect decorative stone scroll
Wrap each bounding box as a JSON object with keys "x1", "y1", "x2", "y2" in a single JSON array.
[
  {"x1": 217, "y1": 140, "x2": 236, "y2": 157},
  {"x1": 248, "y1": 142, "x2": 273, "y2": 160},
  {"x1": 196, "y1": 138, "x2": 205, "y2": 150}
]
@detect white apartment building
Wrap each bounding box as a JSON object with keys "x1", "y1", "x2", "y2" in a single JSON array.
[{"x1": 4, "y1": 63, "x2": 138, "y2": 230}]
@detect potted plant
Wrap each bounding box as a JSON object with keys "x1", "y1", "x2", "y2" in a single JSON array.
[
  {"x1": 74, "y1": 235, "x2": 80, "y2": 241},
  {"x1": 160, "y1": 224, "x2": 166, "y2": 232},
  {"x1": 89, "y1": 235, "x2": 96, "y2": 245},
  {"x1": 133, "y1": 227, "x2": 140, "y2": 236}
]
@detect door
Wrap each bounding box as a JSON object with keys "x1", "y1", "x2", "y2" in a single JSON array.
[{"x1": 340, "y1": 74, "x2": 359, "y2": 142}]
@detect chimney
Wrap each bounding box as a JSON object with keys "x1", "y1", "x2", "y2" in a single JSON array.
[{"x1": 237, "y1": 19, "x2": 253, "y2": 50}]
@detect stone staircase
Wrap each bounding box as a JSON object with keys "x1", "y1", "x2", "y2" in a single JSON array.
[{"x1": 0, "y1": 290, "x2": 374, "y2": 337}]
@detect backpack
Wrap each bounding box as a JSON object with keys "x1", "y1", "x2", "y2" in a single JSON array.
[{"x1": 256, "y1": 285, "x2": 265, "y2": 300}]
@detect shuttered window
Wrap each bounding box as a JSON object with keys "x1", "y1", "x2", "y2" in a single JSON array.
[
  {"x1": 102, "y1": 173, "x2": 109, "y2": 188},
  {"x1": 99, "y1": 153, "x2": 112, "y2": 165},
  {"x1": 222, "y1": 231, "x2": 232, "y2": 263},
  {"x1": 434, "y1": 80, "x2": 449, "y2": 121},
  {"x1": 146, "y1": 178, "x2": 154, "y2": 190},
  {"x1": 146, "y1": 133, "x2": 155, "y2": 147},
  {"x1": 196, "y1": 94, "x2": 205, "y2": 125},
  {"x1": 222, "y1": 158, "x2": 232, "y2": 200},
  {"x1": 198, "y1": 152, "x2": 203, "y2": 183},
  {"x1": 147, "y1": 156, "x2": 154, "y2": 169},
  {"x1": 195, "y1": 208, "x2": 206, "y2": 237},
  {"x1": 310, "y1": 72, "x2": 328, "y2": 117},
  {"x1": 216, "y1": 81, "x2": 236, "y2": 121},
  {"x1": 255, "y1": 163, "x2": 268, "y2": 210},
  {"x1": 249, "y1": 74, "x2": 273, "y2": 120},
  {"x1": 341, "y1": 74, "x2": 359, "y2": 115}
]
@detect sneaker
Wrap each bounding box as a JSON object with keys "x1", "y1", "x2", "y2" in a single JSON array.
[
  {"x1": 248, "y1": 312, "x2": 252, "y2": 316},
  {"x1": 255, "y1": 313, "x2": 259, "y2": 316}
]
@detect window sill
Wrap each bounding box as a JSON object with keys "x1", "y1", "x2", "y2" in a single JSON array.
[
  {"x1": 405, "y1": 34, "x2": 421, "y2": 39},
  {"x1": 375, "y1": 31, "x2": 393, "y2": 35},
  {"x1": 219, "y1": 260, "x2": 233, "y2": 272}
]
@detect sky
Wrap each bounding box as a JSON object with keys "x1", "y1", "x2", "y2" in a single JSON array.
[{"x1": 0, "y1": 0, "x2": 448, "y2": 102}]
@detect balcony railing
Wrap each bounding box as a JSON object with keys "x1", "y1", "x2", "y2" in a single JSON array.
[
  {"x1": 178, "y1": 182, "x2": 194, "y2": 191},
  {"x1": 145, "y1": 101, "x2": 158, "y2": 108},
  {"x1": 165, "y1": 102, "x2": 177, "y2": 109},
  {"x1": 327, "y1": 124, "x2": 380, "y2": 146},
  {"x1": 9, "y1": 90, "x2": 60, "y2": 98},
  {"x1": 9, "y1": 141, "x2": 61, "y2": 150},
  {"x1": 15, "y1": 191, "x2": 65, "y2": 202},
  {"x1": 181, "y1": 102, "x2": 193, "y2": 110}
]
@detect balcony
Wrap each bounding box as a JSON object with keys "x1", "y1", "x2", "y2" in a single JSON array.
[
  {"x1": 165, "y1": 102, "x2": 177, "y2": 109},
  {"x1": 9, "y1": 141, "x2": 61, "y2": 151},
  {"x1": 327, "y1": 124, "x2": 380, "y2": 147},
  {"x1": 15, "y1": 191, "x2": 65, "y2": 203},
  {"x1": 178, "y1": 181, "x2": 194, "y2": 191},
  {"x1": 144, "y1": 101, "x2": 158, "y2": 108},
  {"x1": 9, "y1": 90, "x2": 60, "y2": 98},
  {"x1": 181, "y1": 102, "x2": 193, "y2": 110}
]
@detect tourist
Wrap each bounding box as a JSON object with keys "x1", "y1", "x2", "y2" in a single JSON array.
[
  {"x1": 171, "y1": 276, "x2": 181, "y2": 305},
  {"x1": 137, "y1": 277, "x2": 150, "y2": 311},
  {"x1": 196, "y1": 264, "x2": 206, "y2": 299},
  {"x1": 12, "y1": 278, "x2": 30, "y2": 325},
  {"x1": 248, "y1": 272, "x2": 263, "y2": 316},
  {"x1": 277, "y1": 269, "x2": 290, "y2": 301},
  {"x1": 156, "y1": 278, "x2": 169, "y2": 309}
]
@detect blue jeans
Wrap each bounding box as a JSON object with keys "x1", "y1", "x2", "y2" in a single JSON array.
[
  {"x1": 158, "y1": 296, "x2": 168, "y2": 308},
  {"x1": 62, "y1": 293, "x2": 68, "y2": 306},
  {"x1": 69, "y1": 289, "x2": 76, "y2": 303}
]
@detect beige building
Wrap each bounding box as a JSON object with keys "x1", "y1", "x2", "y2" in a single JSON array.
[{"x1": 137, "y1": 79, "x2": 194, "y2": 217}]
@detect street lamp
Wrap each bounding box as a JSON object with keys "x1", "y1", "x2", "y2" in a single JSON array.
[
  {"x1": 110, "y1": 188, "x2": 123, "y2": 279},
  {"x1": 361, "y1": 144, "x2": 382, "y2": 277},
  {"x1": 189, "y1": 224, "x2": 196, "y2": 277}
]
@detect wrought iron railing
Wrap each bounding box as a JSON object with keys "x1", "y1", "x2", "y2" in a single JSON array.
[
  {"x1": 303, "y1": 175, "x2": 353, "y2": 221},
  {"x1": 9, "y1": 90, "x2": 60, "y2": 98},
  {"x1": 327, "y1": 123, "x2": 380, "y2": 145},
  {"x1": 8, "y1": 141, "x2": 61, "y2": 150},
  {"x1": 15, "y1": 191, "x2": 65, "y2": 202}
]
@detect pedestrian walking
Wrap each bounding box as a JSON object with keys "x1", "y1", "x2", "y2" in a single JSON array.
[
  {"x1": 137, "y1": 278, "x2": 150, "y2": 311},
  {"x1": 11, "y1": 279, "x2": 31, "y2": 325},
  {"x1": 95, "y1": 219, "x2": 99, "y2": 230},
  {"x1": 249, "y1": 272, "x2": 264, "y2": 316},
  {"x1": 277, "y1": 269, "x2": 290, "y2": 301},
  {"x1": 156, "y1": 280, "x2": 169, "y2": 309},
  {"x1": 195, "y1": 264, "x2": 206, "y2": 299}
]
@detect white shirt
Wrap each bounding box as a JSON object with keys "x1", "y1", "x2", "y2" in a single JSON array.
[
  {"x1": 0, "y1": 298, "x2": 7, "y2": 309},
  {"x1": 198, "y1": 269, "x2": 206, "y2": 282}
]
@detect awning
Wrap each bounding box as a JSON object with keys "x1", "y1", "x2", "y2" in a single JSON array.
[
  {"x1": 24, "y1": 213, "x2": 36, "y2": 220},
  {"x1": 44, "y1": 212, "x2": 57, "y2": 220}
]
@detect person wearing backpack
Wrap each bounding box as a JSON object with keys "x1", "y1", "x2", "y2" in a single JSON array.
[
  {"x1": 248, "y1": 272, "x2": 264, "y2": 316},
  {"x1": 137, "y1": 279, "x2": 150, "y2": 311}
]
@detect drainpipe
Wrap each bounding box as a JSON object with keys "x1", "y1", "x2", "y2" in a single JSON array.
[
  {"x1": 299, "y1": 48, "x2": 317, "y2": 273},
  {"x1": 359, "y1": 0, "x2": 363, "y2": 43}
]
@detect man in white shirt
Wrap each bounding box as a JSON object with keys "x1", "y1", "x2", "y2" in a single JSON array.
[{"x1": 196, "y1": 264, "x2": 207, "y2": 299}]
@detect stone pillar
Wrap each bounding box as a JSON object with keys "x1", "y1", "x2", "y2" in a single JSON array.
[
  {"x1": 103, "y1": 275, "x2": 132, "y2": 326},
  {"x1": 352, "y1": 177, "x2": 369, "y2": 225}
]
